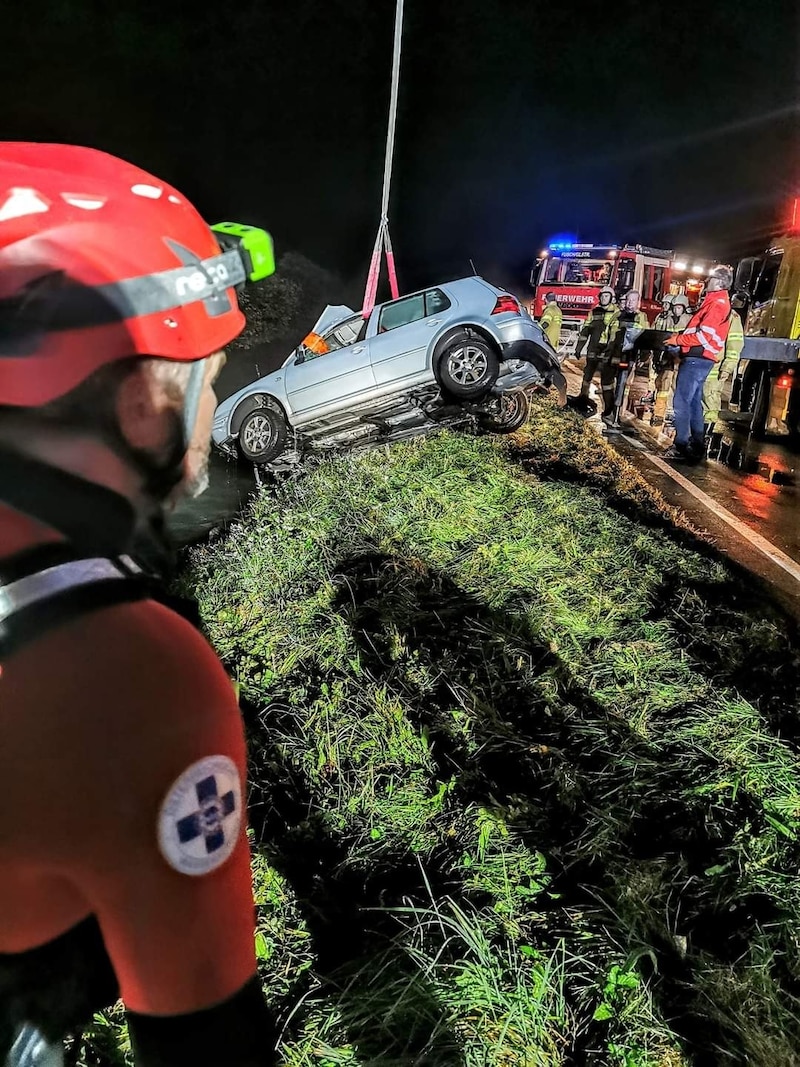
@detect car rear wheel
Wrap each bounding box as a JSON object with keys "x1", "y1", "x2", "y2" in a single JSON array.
[
  {"x1": 478, "y1": 389, "x2": 530, "y2": 433},
  {"x1": 437, "y1": 336, "x2": 500, "y2": 398},
  {"x1": 237, "y1": 406, "x2": 288, "y2": 464}
]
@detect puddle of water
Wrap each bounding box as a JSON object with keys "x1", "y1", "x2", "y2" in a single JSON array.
[
  {"x1": 168, "y1": 452, "x2": 258, "y2": 546},
  {"x1": 707, "y1": 434, "x2": 797, "y2": 487}
]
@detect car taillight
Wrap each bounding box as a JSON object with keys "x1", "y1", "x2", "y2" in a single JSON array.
[{"x1": 492, "y1": 295, "x2": 520, "y2": 316}]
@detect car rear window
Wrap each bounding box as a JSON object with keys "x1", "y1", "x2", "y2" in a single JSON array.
[{"x1": 425, "y1": 289, "x2": 451, "y2": 315}]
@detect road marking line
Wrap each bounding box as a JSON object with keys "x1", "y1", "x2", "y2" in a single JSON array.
[{"x1": 642, "y1": 451, "x2": 800, "y2": 585}]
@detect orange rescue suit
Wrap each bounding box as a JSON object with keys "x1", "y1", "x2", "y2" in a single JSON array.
[{"x1": 0, "y1": 457, "x2": 271, "y2": 1064}]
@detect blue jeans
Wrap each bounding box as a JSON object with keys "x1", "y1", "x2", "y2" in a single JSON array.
[{"x1": 673, "y1": 357, "x2": 714, "y2": 448}]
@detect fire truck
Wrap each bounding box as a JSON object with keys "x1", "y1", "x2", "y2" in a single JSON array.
[
  {"x1": 529, "y1": 241, "x2": 715, "y2": 355},
  {"x1": 731, "y1": 218, "x2": 800, "y2": 437}
]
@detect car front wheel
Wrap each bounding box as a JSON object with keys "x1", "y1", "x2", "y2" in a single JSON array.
[
  {"x1": 237, "y1": 405, "x2": 289, "y2": 464},
  {"x1": 477, "y1": 389, "x2": 530, "y2": 433},
  {"x1": 437, "y1": 336, "x2": 500, "y2": 398}
]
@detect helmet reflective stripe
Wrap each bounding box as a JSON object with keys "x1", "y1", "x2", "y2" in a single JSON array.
[
  {"x1": 107, "y1": 246, "x2": 245, "y2": 319},
  {"x1": 0, "y1": 249, "x2": 246, "y2": 338}
]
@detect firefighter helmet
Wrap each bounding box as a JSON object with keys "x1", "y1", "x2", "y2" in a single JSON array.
[
  {"x1": 0, "y1": 143, "x2": 246, "y2": 408},
  {"x1": 599, "y1": 286, "x2": 615, "y2": 305}
]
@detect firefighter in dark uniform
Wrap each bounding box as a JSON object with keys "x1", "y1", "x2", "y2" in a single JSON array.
[
  {"x1": 601, "y1": 290, "x2": 649, "y2": 423},
  {"x1": 575, "y1": 286, "x2": 617, "y2": 400},
  {"x1": 0, "y1": 145, "x2": 274, "y2": 1064}
]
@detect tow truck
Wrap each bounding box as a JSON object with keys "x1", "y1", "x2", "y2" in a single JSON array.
[
  {"x1": 529, "y1": 241, "x2": 715, "y2": 355},
  {"x1": 731, "y1": 205, "x2": 800, "y2": 438}
]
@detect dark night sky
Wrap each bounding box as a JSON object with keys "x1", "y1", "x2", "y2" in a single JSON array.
[{"x1": 3, "y1": 0, "x2": 798, "y2": 293}]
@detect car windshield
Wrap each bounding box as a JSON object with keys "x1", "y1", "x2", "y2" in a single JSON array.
[
  {"x1": 292, "y1": 314, "x2": 367, "y2": 363},
  {"x1": 325, "y1": 315, "x2": 366, "y2": 351}
]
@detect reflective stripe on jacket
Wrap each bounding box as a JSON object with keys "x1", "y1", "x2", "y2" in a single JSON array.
[
  {"x1": 724, "y1": 311, "x2": 744, "y2": 361},
  {"x1": 669, "y1": 290, "x2": 732, "y2": 362},
  {"x1": 706, "y1": 311, "x2": 744, "y2": 380}
]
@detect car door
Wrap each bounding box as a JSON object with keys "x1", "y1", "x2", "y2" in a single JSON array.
[
  {"x1": 283, "y1": 315, "x2": 375, "y2": 421},
  {"x1": 368, "y1": 289, "x2": 453, "y2": 388}
]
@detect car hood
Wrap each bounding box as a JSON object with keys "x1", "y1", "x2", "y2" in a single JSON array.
[{"x1": 309, "y1": 304, "x2": 356, "y2": 335}]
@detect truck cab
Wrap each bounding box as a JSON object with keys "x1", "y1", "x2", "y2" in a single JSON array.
[{"x1": 732, "y1": 233, "x2": 800, "y2": 438}]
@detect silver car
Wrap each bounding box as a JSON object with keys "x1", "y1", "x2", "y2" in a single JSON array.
[{"x1": 213, "y1": 276, "x2": 566, "y2": 464}]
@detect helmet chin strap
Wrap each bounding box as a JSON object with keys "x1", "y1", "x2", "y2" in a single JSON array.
[{"x1": 181, "y1": 359, "x2": 206, "y2": 448}]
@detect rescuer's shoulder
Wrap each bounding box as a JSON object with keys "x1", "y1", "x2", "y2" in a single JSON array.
[
  {"x1": 115, "y1": 595, "x2": 230, "y2": 673},
  {"x1": 48, "y1": 595, "x2": 237, "y2": 714}
]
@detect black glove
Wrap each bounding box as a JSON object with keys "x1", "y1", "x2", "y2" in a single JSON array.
[{"x1": 128, "y1": 977, "x2": 278, "y2": 1067}]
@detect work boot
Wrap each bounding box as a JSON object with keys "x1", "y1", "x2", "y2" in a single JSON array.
[
  {"x1": 686, "y1": 437, "x2": 705, "y2": 464},
  {"x1": 662, "y1": 442, "x2": 692, "y2": 462}
]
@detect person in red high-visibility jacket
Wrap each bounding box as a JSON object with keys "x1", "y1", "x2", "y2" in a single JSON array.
[
  {"x1": 663, "y1": 265, "x2": 734, "y2": 462},
  {"x1": 0, "y1": 144, "x2": 275, "y2": 1065}
]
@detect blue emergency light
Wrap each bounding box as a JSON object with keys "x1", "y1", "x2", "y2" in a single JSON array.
[{"x1": 547, "y1": 241, "x2": 619, "y2": 253}]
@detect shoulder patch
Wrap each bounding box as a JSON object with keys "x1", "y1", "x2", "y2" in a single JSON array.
[{"x1": 157, "y1": 755, "x2": 243, "y2": 876}]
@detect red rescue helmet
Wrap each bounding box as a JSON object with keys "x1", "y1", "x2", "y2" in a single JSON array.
[{"x1": 0, "y1": 143, "x2": 246, "y2": 408}]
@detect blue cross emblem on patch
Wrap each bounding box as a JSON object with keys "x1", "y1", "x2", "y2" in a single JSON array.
[
  {"x1": 176, "y1": 775, "x2": 237, "y2": 853},
  {"x1": 158, "y1": 755, "x2": 243, "y2": 876}
]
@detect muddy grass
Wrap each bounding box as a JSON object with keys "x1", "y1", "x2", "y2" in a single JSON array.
[{"x1": 80, "y1": 396, "x2": 800, "y2": 1066}]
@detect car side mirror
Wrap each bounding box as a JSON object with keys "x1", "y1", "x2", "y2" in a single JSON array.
[{"x1": 295, "y1": 352, "x2": 306, "y2": 365}]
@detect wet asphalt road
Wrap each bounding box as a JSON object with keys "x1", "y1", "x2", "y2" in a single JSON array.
[
  {"x1": 681, "y1": 429, "x2": 799, "y2": 563},
  {"x1": 561, "y1": 358, "x2": 800, "y2": 569}
]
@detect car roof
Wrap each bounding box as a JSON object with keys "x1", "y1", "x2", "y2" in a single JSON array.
[
  {"x1": 312, "y1": 278, "x2": 505, "y2": 337},
  {"x1": 377, "y1": 276, "x2": 500, "y2": 305}
]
